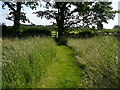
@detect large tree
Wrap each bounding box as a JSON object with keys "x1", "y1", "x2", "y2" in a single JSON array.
[
  {"x1": 34, "y1": 1, "x2": 117, "y2": 40},
  {"x1": 2, "y1": 1, "x2": 39, "y2": 35}
]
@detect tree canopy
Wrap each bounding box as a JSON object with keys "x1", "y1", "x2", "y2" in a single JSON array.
[
  {"x1": 2, "y1": 1, "x2": 39, "y2": 35},
  {"x1": 34, "y1": 1, "x2": 117, "y2": 39},
  {"x1": 2, "y1": 1, "x2": 117, "y2": 39}
]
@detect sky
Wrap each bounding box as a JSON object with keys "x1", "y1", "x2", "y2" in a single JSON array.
[{"x1": 0, "y1": 0, "x2": 119, "y2": 29}]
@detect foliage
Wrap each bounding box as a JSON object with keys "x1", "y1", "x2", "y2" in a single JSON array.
[
  {"x1": 2, "y1": 25, "x2": 120, "y2": 39},
  {"x1": 2, "y1": 37, "x2": 83, "y2": 88},
  {"x1": 74, "y1": 2, "x2": 117, "y2": 29},
  {"x1": 113, "y1": 25, "x2": 120, "y2": 29},
  {"x1": 2, "y1": 26, "x2": 52, "y2": 37},
  {"x1": 68, "y1": 36, "x2": 120, "y2": 88},
  {"x1": 2, "y1": 37, "x2": 57, "y2": 88},
  {"x1": 2, "y1": 34, "x2": 120, "y2": 88},
  {"x1": 66, "y1": 28, "x2": 120, "y2": 38},
  {"x1": 2, "y1": 1, "x2": 39, "y2": 33},
  {"x1": 2, "y1": 26, "x2": 15, "y2": 37},
  {"x1": 34, "y1": 1, "x2": 117, "y2": 40},
  {"x1": 20, "y1": 26, "x2": 52, "y2": 37},
  {"x1": 2, "y1": 1, "x2": 39, "y2": 23}
]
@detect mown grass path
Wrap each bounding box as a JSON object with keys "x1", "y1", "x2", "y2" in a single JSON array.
[{"x1": 38, "y1": 45, "x2": 83, "y2": 88}]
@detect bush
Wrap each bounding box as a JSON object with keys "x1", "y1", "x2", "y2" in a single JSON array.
[
  {"x1": 112, "y1": 30, "x2": 120, "y2": 40},
  {"x1": 2, "y1": 26, "x2": 15, "y2": 37},
  {"x1": 21, "y1": 26, "x2": 51, "y2": 37},
  {"x1": 2, "y1": 26, "x2": 52, "y2": 37},
  {"x1": 66, "y1": 28, "x2": 120, "y2": 38},
  {"x1": 78, "y1": 31, "x2": 96, "y2": 38}
]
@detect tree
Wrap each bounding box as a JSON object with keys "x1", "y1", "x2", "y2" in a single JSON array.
[
  {"x1": 113, "y1": 25, "x2": 120, "y2": 29},
  {"x1": 2, "y1": 1, "x2": 39, "y2": 36},
  {"x1": 34, "y1": 1, "x2": 117, "y2": 40}
]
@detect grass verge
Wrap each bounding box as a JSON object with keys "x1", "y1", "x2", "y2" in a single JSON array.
[{"x1": 68, "y1": 36, "x2": 120, "y2": 88}]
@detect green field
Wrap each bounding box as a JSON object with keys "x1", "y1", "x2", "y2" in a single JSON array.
[
  {"x1": 68, "y1": 36, "x2": 120, "y2": 88},
  {"x1": 2, "y1": 1, "x2": 120, "y2": 88},
  {"x1": 2, "y1": 35, "x2": 120, "y2": 88}
]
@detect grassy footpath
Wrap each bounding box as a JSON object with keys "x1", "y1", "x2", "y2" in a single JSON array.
[
  {"x1": 3, "y1": 36, "x2": 119, "y2": 88},
  {"x1": 38, "y1": 46, "x2": 83, "y2": 88},
  {"x1": 2, "y1": 37, "x2": 83, "y2": 88}
]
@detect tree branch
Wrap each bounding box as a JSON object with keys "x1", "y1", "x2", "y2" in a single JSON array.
[{"x1": 4, "y1": 2, "x2": 16, "y2": 12}]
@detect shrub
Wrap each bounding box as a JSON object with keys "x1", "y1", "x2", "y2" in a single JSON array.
[
  {"x1": 2, "y1": 26, "x2": 15, "y2": 37},
  {"x1": 66, "y1": 28, "x2": 120, "y2": 38},
  {"x1": 2, "y1": 26, "x2": 52, "y2": 37},
  {"x1": 20, "y1": 26, "x2": 52, "y2": 37},
  {"x1": 78, "y1": 31, "x2": 96, "y2": 38}
]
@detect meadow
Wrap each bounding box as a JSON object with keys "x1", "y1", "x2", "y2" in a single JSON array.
[
  {"x1": 2, "y1": 37, "x2": 57, "y2": 88},
  {"x1": 1, "y1": 1, "x2": 120, "y2": 88},
  {"x1": 68, "y1": 36, "x2": 120, "y2": 88},
  {"x1": 2, "y1": 27, "x2": 120, "y2": 88}
]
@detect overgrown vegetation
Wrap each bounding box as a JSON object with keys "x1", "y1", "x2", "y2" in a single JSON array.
[
  {"x1": 2, "y1": 25, "x2": 120, "y2": 39},
  {"x1": 66, "y1": 28, "x2": 120, "y2": 38},
  {"x1": 2, "y1": 1, "x2": 119, "y2": 88},
  {"x1": 2, "y1": 36, "x2": 84, "y2": 88},
  {"x1": 2, "y1": 37, "x2": 57, "y2": 88},
  {"x1": 2, "y1": 24, "x2": 120, "y2": 88},
  {"x1": 68, "y1": 36, "x2": 120, "y2": 88}
]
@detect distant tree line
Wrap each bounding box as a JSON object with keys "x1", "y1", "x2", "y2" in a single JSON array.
[{"x1": 113, "y1": 25, "x2": 120, "y2": 29}]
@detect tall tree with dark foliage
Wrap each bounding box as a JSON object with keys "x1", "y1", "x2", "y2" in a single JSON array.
[
  {"x1": 2, "y1": 1, "x2": 39, "y2": 36},
  {"x1": 34, "y1": 1, "x2": 117, "y2": 40}
]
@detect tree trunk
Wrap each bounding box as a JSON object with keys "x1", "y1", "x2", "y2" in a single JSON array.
[
  {"x1": 13, "y1": 2, "x2": 22, "y2": 36},
  {"x1": 57, "y1": 5, "x2": 65, "y2": 41},
  {"x1": 58, "y1": 23, "x2": 64, "y2": 40}
]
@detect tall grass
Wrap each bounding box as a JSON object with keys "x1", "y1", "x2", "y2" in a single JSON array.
[
  {"x1": 2, "y1": 37, "x2": 57, "y2": 88},
  {"x1": 0, "y1": 38, "x2": 2, "y2": 89},
  {"x1": 68, "y1": 36, "x2": 120, "y2": 88},
  {"x1": 2, "y1": 35, "x2": 120, "y2": 88}
]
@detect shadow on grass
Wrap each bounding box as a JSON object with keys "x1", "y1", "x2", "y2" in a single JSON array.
[{"x1": 67, "y1": 44, "x2": 86, "y2": 70}]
